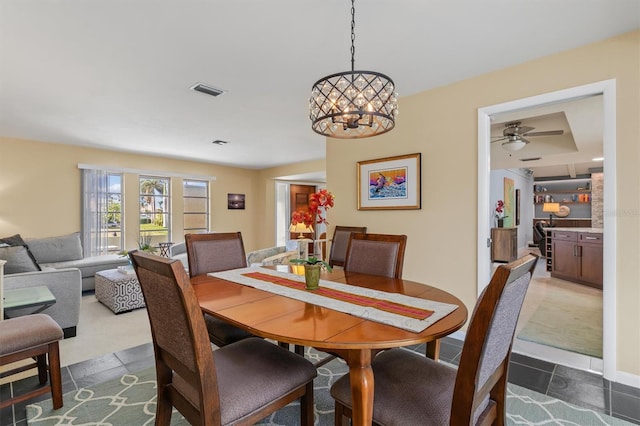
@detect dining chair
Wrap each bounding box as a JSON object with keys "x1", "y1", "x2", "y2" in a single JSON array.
[
  {"x1": 330, "y1": 254, "x2": 538, "y2": 426},
  {"x1": 185, "y1": 232, "x2": 255, "y2": 347},
  {"x1": 327, "y1": 226, "x2": 367, "y2": 268},
  {"x1": 129, "y1": 250, "x2": 317, "y2": 426},
  {"x1": 0, "y1": 314, "x2": 64, "y2": 410},
  {"x1": 343, "y1": 232, "x2": 407, "y2": 279}
]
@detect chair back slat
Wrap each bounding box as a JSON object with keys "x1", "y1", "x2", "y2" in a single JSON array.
[
  {"x1": 344, "y1": 233, "x2": 407, "y2": 278},
  {"x1": 185, "y1": 232, "x2": 247, "y2": 277}
]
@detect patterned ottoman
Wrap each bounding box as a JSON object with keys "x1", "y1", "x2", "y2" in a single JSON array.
[{"x1": 95, "y1": 268, "x2": 145, "y2": 314}]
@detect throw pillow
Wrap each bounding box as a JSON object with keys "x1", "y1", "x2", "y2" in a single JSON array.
[
  {"x1": 26, "y1": 232, "x2": 83, "y2": 264},
  {"x1": 0, "y1": 245, "x2": 41, "y2": 274},
  {"x1": 0, "y1": 233, "x2": 41, "y2": 271}
]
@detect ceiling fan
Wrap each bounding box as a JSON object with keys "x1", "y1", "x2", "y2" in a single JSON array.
[{"x1": 492, "y1": 121, "x2": 564, "y2": 151}]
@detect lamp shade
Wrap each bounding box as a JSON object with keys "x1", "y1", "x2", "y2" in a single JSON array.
[
  {"x1": 542, "y1": 202, "x2": 561, "y2": 213},
  {"x1": 289, "y1": 222, "x2": 314, "y2": 238}
]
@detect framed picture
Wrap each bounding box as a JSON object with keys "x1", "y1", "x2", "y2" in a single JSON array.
[
  {"x1": 227, "y1": 193, "x2": 245, "y2": 210},
  {"x1": 503, "y1": 178, "x2": 514, "y2": 228},
  {"x1": 357, "y1": 153, "x2": 421, "y2": 210}
]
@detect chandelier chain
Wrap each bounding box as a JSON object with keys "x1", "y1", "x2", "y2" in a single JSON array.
[{"x1": 350, "y1": 0, "x2": 355, "y2": 72}]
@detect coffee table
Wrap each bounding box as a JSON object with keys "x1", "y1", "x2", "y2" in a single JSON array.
[
  {"x1": 3, "y1": 286, "x2": 56, "y2": 318},
  {"x1": 95, "y1": 268, "x2": 145, "y2": 314}
]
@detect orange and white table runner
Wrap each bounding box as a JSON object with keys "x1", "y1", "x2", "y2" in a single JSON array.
[{"x1": 209, "y1": 266, "x2": 458, "y2": 333}]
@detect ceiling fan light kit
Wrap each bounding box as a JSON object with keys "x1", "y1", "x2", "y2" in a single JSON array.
[{"x1": 309, "y1": 0, "x2": 398, "y2": 139}]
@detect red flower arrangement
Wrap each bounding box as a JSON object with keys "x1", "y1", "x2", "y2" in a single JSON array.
[{"x1": 291, "y1": 189, "x2": 335, "y2": 228}]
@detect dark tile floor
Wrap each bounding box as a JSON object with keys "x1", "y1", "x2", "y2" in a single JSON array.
[{"x1": 2, "y1": 337, "x2": 639, "y2": 425}]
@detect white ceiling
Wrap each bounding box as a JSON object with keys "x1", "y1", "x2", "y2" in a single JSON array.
[
  {"x1": 490, "y1": 95, "x2": 604, "y2": 178},
  {"x1": 1, "y1": 1, "x2": 638, "y2": 170}
]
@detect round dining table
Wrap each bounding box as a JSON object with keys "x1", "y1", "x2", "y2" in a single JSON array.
[{"x1": 192, "y1": 265, "x2": 468, "y2": 426}]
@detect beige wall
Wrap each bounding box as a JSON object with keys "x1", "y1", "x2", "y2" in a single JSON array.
[
  {"x1": 327, "y1": 30, "x2": 640, "y2": 377},
  {"x1": 1, "y1": 138, "x2": 326, "y2": 253},
  {"x1": 0, "y1": 138, "x2": 267, "y2": 250}
]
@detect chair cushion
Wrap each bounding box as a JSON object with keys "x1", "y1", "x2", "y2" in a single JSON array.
[
  {"x1": 330, "y1": 348, "x2": 457, "y2": 426},
  {"x1": 203, "y1": 314, "x2": 254, "y2": 347},
  {"x1": 173, "y1": 337, "x2": 317, "y2": 425},
  {"x1": 0, "y1": 314, "x2": 63, "y2": 356}
]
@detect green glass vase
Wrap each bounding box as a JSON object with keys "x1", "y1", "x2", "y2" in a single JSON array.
[{"x1": 304, "y1": 264, "x2": 321, "y2": 290}]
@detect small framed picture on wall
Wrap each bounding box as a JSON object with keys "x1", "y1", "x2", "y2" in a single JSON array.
[{"x1": 227, "y1": 193, "x2": 245, "y2": 210}]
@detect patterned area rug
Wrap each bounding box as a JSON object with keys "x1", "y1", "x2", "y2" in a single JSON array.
[
  {"x1": 517, "y1": 282, "x2": 603, "y2": 358},
  {"x1": 27, "y1": 349, "x2": 631, "y2": 425}
]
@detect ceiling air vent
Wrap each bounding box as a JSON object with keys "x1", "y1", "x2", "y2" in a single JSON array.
[
  {"x1": 520, "y1": 157, "x2": 541, "y2": 162},
  {"x1": 191, "y1": 83, "x2": 225, "y2": 97}
]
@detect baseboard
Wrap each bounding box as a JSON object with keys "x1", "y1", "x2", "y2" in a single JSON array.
[{"x1": 616, "y1": 370, "x2": 640, "y2": 389}]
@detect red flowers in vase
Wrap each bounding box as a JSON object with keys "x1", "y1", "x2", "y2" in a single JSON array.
[{"x1": 291, "y1": 189, "x2": 335, "y2": 228}]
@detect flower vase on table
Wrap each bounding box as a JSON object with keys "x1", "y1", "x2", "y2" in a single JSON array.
[
  {"x1": 303, "y1": 263, "x2": 321, "y2": 290},
  {"x1": 290, "y1": 256, "x2": 331, "y2": 291}
]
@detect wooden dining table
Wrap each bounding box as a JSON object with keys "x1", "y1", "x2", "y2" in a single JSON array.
[{"x1": 191, "y1": 265, "x2": 468, "y2": 426}]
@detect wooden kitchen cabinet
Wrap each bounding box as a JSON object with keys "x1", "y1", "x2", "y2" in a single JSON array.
[
  {"x1": 551, "y1": 230, "x2": 603, "y2": 289},
  {"x1": 491, "y1": 227, "x2": 517, "y2": 263}
]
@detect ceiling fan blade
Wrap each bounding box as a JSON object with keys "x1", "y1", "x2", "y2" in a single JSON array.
[
  {"x1": 523, "y1": 130, "x2": 564, "y2": 137},
  {"x1": 491, "y1": 137, "x2": 507, "y2": 143},
  {"x1": 520, "y1": 137, "x2": 531, "y2": 144},
  {"x1": 517, "y1": 126, "x2": 535, "y2": 134}
]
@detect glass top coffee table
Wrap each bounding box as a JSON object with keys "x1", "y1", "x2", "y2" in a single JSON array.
[{"x1": 3, "y1": 286, "x2": 56, "y2": 318}]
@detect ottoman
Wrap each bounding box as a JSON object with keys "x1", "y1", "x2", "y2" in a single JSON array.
[{"x1": 95, "y1": 268, "x2": 146, "y2": 314}]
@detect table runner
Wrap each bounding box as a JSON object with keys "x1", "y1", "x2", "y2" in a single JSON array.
[{"x1": 209, "y1": 267, "x2": 459, "y2": 333}]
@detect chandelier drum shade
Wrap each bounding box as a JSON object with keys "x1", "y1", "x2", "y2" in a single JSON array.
[{"x1": 309, "y1": 0, "x2": 398, "y2": 139}]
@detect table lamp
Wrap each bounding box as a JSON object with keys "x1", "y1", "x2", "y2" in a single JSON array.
[
  {"x1": 289, "y1": 222, "x2": 314, "y2": 259},
  {"x1": 542, "y1": 202, "x2": 560, "y2": 227}
]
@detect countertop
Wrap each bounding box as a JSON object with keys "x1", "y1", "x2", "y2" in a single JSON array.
[{"x1": 543, "y1": 227, "x2": 603, "y2": 233}]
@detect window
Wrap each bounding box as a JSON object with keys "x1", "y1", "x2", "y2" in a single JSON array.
[
  {"x1": 183, "y1": 179, "x2": 209, "y2": 233},
  {"x1": 82, "y1": 170, "x2": 123, "y2": 256},
  {"x1": 139, "y1": 176, "x2": 170, "y2": 247}
]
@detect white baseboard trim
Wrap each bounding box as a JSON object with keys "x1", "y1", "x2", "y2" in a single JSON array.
[{"x1": 616, "y1": 370, "x2": 640, "y2": 389}]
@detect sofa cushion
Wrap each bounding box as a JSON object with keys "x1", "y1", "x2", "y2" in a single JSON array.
[
  {"x1": 0, "y1": 233, "x2": 41, "y2": 271},
  {"x1": 40, "y1": 254, "x2": 130, "y2": 279},
  {"x1": 0, "y1": 245, "x2": 41, "y2": 274},
  {"x1": 27, "y1": 232, "x2": 83, "y2": 263}
]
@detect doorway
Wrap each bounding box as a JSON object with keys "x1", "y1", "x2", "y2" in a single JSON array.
[{"x1": 477, "y1": 80, "x2": 617, "y2": 380}]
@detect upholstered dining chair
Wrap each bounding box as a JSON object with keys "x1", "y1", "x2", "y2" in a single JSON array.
[
  {"x1": 129, "y1": 250, "x2": 317, "y2": 426},
  {"x1": 327, "y1": 226, "x2": 367, "y2": 268},
  {"x1": 185, "y1": 232, "x2": 255, "y2": 348},
  {"x1": 343, "y1": 233, "x2": 407, "y2": 279},
  {"x1": 330, "y1": 254, "x2": 538, "y2": 426}
]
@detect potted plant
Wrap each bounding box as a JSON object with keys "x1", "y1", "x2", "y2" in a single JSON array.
[
  {"x1": 495, "y1": 200, "x2": 508, "y2": 227},
  {"x1": 289, "y1": 256, "x2": 332, "y2": 290}
]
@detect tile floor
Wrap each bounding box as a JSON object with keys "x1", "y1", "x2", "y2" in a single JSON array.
[{"x1": 2, "y1": 337, "x2": 639, "y2": 425}]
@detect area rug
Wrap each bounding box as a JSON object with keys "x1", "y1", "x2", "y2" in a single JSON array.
[
  {"x1": 27, "y1": 350, "x2": 631, "y2": 425},
  {"x1": 517, "y1": 283, "x2": 603, "y2": 358}
]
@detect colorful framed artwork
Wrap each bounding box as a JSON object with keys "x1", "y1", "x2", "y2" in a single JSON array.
[
  {"x1": 227, "y1": 193, "x2": 245, "y2": 210},
  {"x1": 357, "y1": 153, "x2": 421, "y2": 210}
]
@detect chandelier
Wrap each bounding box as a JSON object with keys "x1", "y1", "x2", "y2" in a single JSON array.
[{"x1": 309, "y1": 0, "x2": 398, "y2": 139}]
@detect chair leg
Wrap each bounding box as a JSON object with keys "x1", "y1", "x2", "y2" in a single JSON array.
[
  {"x1": 48, "y1": 342, "x2": 63, "y2": 409},
  {"x1": 154, "y1": 364, "x2": 173, "y2": 426},
  {"x1": 300, "y1": 381, "x2": 315, "y2": 426},
  {"x1": 334, "y1": 401, "x2": 347, "y2": 426},
  {"x1": 37, "y1": 354, "x2": 48, "y2": 384}
]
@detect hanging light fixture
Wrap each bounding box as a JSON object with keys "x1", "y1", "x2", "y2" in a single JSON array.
[{"x1": 309, "y1": 0, "x2": 398, "y2": 139}]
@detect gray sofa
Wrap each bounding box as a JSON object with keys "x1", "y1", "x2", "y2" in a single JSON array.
[{"x1": 2, "y1": 232, "x2": 129, "y2": 338}]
